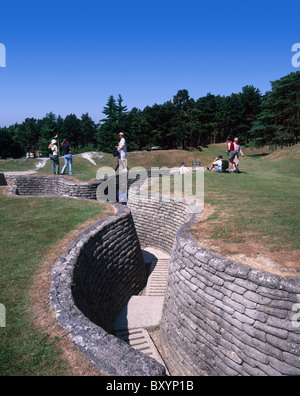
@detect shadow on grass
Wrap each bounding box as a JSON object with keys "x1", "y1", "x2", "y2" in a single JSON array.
[{"x1": 246, "y1": 153, "x2": 271, "y2": 158}]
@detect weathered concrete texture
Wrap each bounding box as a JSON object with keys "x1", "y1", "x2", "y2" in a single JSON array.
[
  {"x1": 128, "y1": 190, "x2": 199, "y2": 254},
  {"x1": 162, "y1": 237, "x2": 300, "y2": 376},
  {"x1": 72, "y1": 208, "x2": 147, "y2": 332},
  {"x1": 7, "y1": 174, "x2": 103, "y2": 199},
  {"x1": 113, "y1": 296, "x2": 165, "y2": 330},
  {"x1": 114, "y1": 328, "x2": 169, "y2": 373},
  {"x1": 5, "y1": 172, "x2": 145, "y2": 201},
  {"x1": 50, "y1": 203, "x2": 166, "y2": 376}
]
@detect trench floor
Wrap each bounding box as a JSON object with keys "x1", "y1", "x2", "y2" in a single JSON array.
[{"x1": 113, "y1": 247, "x2": 170, "y2": 373}]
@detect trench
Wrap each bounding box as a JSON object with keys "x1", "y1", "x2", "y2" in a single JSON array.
[{"x1": 4, "y1": 173, "x2": 300, "y2": 377}]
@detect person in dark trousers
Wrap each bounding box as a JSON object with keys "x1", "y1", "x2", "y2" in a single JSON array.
[
  {"x1": 60, "y1": 138, "x2": 73, "y2": 175},
  {"x1": 206, "y1": 155, "x2": 228, "y2": 173},
  {"x1": 48, "y1": 139, "x2": 60, "y2": 175},
  {"x1": 114, "y1": 132, "x2": 127, "y2": 172},
  {"x1": 226, "y1": 137, "x2": 236, "y2": 172}
]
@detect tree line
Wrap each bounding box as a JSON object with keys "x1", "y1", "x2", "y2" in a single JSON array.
[{"x1": 0, "y1": 71, "x2": 299, "y2": 159}]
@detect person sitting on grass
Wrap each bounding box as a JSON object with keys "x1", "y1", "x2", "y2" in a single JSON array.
[{"x1": 206, "y1": 155, "x2": 228, "y2": 173}]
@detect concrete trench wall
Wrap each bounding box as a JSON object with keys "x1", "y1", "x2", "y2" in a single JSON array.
[
  {"x1": 72, "y1": 207, "x2": 147, "y2": 333},
  {"x1": 128, "y1": 192, "x2": 300, "y2": 377},
  {"x1": 3, "y1": 173, "x2": 166, "y2": 376},
  {"x1": 6, "y1": 174, "x2": 103, "y2": 199},
  {"x1": 3, "y1": 174, "x2": 300, "y2": 376},
  {"x1": 161, "y1": 236, "x2": 300, "y2": 376},
  {"x1": 50, "y1": 204, "x2": 166, "y2": 376},
  {"x1": 127, "y1": 191, "x2": 198, "y2": 255}
]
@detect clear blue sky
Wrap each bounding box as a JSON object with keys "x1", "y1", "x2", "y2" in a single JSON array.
[{"x1": 0, "y1": 0, "x2": 299, "y2": 126}]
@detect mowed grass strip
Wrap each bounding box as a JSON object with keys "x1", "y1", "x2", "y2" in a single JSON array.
[{"x1": 0, "y1": 189, "x2": 111, "y2": 376}]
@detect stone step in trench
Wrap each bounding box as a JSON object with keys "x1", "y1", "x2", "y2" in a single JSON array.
[{"x1": 114, "y1": 328, "x2": 168, "y2": 373}]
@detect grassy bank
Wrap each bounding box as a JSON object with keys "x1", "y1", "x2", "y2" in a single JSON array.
[{"x1": 0, "y1": 158, "x2": 41, "y2": 172}]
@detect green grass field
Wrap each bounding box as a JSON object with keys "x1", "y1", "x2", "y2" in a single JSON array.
[
  {"x1": 199, "y1": 146, "x2": 300, "y2": 257},
  {"x1": 0, "y1": 191, "x2": 111, "y2": 376}
]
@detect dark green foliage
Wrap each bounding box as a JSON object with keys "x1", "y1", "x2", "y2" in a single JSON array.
[
  {"x1": 0, "y1": 71, "x2": 299, "y2": 158},
  {"x1": 251, "y1": 72, "x2": 300, "y2": 148}
]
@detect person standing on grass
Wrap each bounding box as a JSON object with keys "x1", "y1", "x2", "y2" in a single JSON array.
[
  {"x1": 115, "y1": 132, "x2": 127, "y2": 172},
  {"x1": 226, "y1": 137, "x2": 236, "y2": 172},
  {"x1": 60, "y1": 138, "x2": 74, "y2": 175},
  {"x1": 48, "y1": 139, "x2": 60, "y2": 175},
  {"x1": 233, "y1": 137, "x2": 245, "y2": 173}
]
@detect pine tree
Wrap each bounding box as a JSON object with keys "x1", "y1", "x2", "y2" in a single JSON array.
[
  {"x1": 80, "y1": 113, "x2": 97, "y2": 147},
  {"x1": 39, "y1": 112, "x2": 58, "y2": 156},
  {"x1": 62, "y1": 114, "x2": 81, "y2": 147},
  {"x1": 98, "y1": 95, "x2": 129, "y2": 152},
  {"x1": 102, "y1": 95, "x2": 118, "y2": 122},
  {"x1": 251, "y1": 72, "x2": 300, "y2": 147},
  {"x1": 117, "y1": 94, "x2": 128, "y2": 118}
]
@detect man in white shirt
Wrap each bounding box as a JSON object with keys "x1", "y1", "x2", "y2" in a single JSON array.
[
  {"x1": 233, "y1": 137, "x2": 244, "y2": 173},
  {"x1": 116, "y1": 132, "x2": 127, "y2": 171}
]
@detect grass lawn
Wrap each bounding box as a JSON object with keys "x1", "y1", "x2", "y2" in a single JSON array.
[
  {"x1": 0, "y1": 189, "x2": 112, "y2": 376},
  {"x1": 196, "y1": 146, "x2": 300, "y2": 267}
]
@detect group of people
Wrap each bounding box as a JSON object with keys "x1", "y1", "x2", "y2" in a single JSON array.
[
  {"x1": 49, "y1": 132, "x2": 243, "y2": 179},
  {"x1": 48, "y1": 138, "x2": 73, "y2": 175},
  {"x1": 49, "y1": 132, "x2": 127, "y2": 177},
  {"x1": 206, "y1": 137, "x2": 244, "y2": 173}
]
